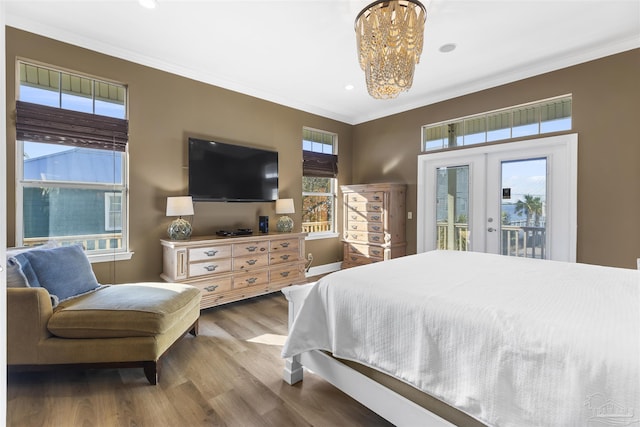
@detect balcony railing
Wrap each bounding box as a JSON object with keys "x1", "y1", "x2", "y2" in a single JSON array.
[
  {"x1": 23, "y1": 233, "x2": 123, "y2": 251},
  {"x1": 436, "y1": 222, "x2": 469, "y2": 251},
  {"x1": 302, "y1": 221, "x2": 332, "y2": 233},
  {"x1": 502, "y1": 225, "x2": 546, "y2": 259},
  {"x1": 436, "y1": 223, "x2": 546, "y2": 259}
]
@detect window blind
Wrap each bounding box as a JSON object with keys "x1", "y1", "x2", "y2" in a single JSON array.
[
  {"x1": 15, "y1": 101, "x2": 128, "y2": 152},
  {"x1": 303, "y1": 150, "x2": 338, "y2": 178}
]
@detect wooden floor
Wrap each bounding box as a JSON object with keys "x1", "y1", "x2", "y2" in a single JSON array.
[{"x1": 7, "y1": 292, "x2": 393, "y2": 427}]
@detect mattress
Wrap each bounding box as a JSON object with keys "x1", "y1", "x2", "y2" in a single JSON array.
[{"x1": 282, "y1": 251, "x2": 640, "y2": 427}]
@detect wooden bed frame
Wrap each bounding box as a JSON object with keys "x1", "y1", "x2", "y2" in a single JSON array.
[{"x1": 281, "y1": 284, "x2": 456, "y2": 427}]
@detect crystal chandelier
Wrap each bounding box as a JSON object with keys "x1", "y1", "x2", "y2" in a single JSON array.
[{"x1": 355, "y1": 0, "x2": 427, "y2": 99}]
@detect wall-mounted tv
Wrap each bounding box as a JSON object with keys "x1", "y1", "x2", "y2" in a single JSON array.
[{"x1": 188, "y1": 138, "x2": 278, "y2": 202}]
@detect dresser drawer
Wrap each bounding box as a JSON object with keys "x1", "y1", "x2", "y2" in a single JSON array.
[
  {"x1": 345, "y1": 191, "x2": 384, "y2": 203},
  {"x1": 232, "y1": 241, "x2": 269, "y2": 256},
  {"x1": 188, "y1": 258, "x2": 232, "y2": 277},
  {"x1": 188, "y1": 245, "x2": 231, "y2": 262},
  {"x1": 233, "y1": 253, "x2": 269, "y2": 271},
  {"x1": 270, "y1": 238, "x2": 299, "y2": 252},
  {"x1": 347, "y1": 202, "x2": 383, "y2": 213},
  {"x1": 345, "y1": 222, "x2": 384, "y2": 233},
  {"x1": 343, "y1": 253, "x2": 377, "y2": 267},
  {"x1": 233, "y1": 269, "x2": 269, "y2": 289},
  {"x1": 344, "y1": 231, "x2": 385, "y2": 244},
  {"x1": 270, "y1": 263, "x2": 304, "y2": 284},
  {"x1": 269, "y1": 250, "x2": 299, "y2": 265},
  {"x1": 345, "y1": 243, "x2": 385, "y2": 260},
  {"x1": 191, "y1": 276, "x2": 233, "y2": 295},
  {"x1": 346, "y1": 211, "x2": 383, "y2": 223}
]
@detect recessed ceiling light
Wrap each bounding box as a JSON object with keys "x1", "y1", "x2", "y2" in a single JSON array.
[
  {"x1": 345, "y1": 84, "x2": 355, "y2": 91},
  {"x1": 139, "y1": 0, "x2": 157, "y2": 9},
  {"x1": 439, "y1": 43, "x2": 457, "y2": 53}
]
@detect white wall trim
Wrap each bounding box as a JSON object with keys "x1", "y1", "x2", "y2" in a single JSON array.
[
  {"x1": 306, "y1": 262, "x2": 341, "y2": 278},
  {"x1": 1, "y1": 3, "x2": 10, "y2": 420}
]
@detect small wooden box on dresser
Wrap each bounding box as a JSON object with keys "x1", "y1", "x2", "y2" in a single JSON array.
[
  {"x1": 161, "y1": 232, "x2": 307, "y2": 309},
  {"x1": 341, "y1": 183, "x2": 406, "y2": 269}
]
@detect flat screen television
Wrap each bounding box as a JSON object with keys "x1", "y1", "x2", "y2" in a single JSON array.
[{"x1": 188, "y1": 138, "x2": 278, "y2": 202}]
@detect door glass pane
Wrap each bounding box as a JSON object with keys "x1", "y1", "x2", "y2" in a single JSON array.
[
  {"x1": 500, "y1": 158, "x2": 547, "y2": 258},
  {"x1": 436, "y1": 165, "x2": 469, "y2": 251}
]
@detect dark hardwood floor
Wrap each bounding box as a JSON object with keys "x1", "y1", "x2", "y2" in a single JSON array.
[{"x1": 7, "y1": 291, "x2": 393, "y2": 427}]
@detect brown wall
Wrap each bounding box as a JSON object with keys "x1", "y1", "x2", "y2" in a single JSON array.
[
  {"x1": 353, "y1": 48, "x2": 640, "y2": 269},
  {"x1": 5, "y1": 28, "x2": 639, "y2": 277},
  {"x1": 5, "y1": 27, "x2": 351, "y2": 284}
]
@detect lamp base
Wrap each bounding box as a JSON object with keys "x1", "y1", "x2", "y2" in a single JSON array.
[
  {"x1": 276, "y1": 215, "x2": 294, "y2": 233},
  {"x1": 168, "y1": 217, "x2": 192, "y2": 240}
]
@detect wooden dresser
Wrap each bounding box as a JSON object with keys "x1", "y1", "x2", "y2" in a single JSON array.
[
  {"x1": 161, "y1": 232, "x2": 307, "y2": 309},
  {"x1": 341, "y1": 183, "x2": 406, "y2": 269}
]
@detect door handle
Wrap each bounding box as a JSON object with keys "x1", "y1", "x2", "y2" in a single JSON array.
[{"x1": 487, "y1": 227, "x2": 496, "y2": 232}]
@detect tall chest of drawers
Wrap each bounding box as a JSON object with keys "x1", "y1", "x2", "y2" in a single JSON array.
[
  {"x1": 161, "y1": 232, "x2": 307, "y2": 309},
  {"x1": 341, "y1": 183, "x2": 406, "y2": 269}
]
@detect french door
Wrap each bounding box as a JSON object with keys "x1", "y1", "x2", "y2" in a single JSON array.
[{"x1": 417, "y1": 134, "x2": 577, "y2": 262}]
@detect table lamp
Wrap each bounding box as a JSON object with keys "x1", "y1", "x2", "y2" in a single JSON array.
[
  {"x1": 166, "y1": 196, "x2": 194, "y2": 240},
  {"x1": 275, "y1": 198, "x2": 295, "y2": 232}
]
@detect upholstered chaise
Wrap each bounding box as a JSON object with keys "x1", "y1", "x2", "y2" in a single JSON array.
[{"x1": 6, "y1": 244, "x2": 201, "y2": 384}]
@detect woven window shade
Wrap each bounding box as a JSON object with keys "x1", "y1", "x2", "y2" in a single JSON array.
[
  {"x1": 15, "y1": 101, "x2": 128, "y2": 152},
  {"x1": 303, "y1": 150, "x2": 338, "y2": 178}
]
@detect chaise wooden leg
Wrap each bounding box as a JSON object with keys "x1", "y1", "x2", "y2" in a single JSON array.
[
  {"x1": 189, "y1": 319, "x2": 199, "y2": 337},
  {"x1": 143, "y1": 361, "x2": 160, "y2": 385}
]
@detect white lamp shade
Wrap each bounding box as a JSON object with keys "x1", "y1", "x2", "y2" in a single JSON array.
[
  {"x1": 275, "y1": 198, "x2": 295, "y2": 214},
  {"x1": 166, "y1": 196, "x2": 194, "y2": 216}
]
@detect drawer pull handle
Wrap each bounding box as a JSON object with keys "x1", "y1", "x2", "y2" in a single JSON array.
[
  {"x1": 372, "y1": 226, "x2": 381, "y2": 231},
  {"x1": 246, "y1": 259, "x2": 258, "y2": 266},
  {"x1": 204, "y1": 250, "x2": 218, "y2": 257},
  {"x1": 371, "y1": 215, "x2": 380, "y2": 221},
  {"x1": 260, "y1": 247, "x2": 266, "y2": 252},
  {"x1": 351, "y1": 225, "x2": 357, "y2": 229},
  {"x1": 279, "y1": 242, "x2": 290, "y2": 248},
  {"x1": 204, "y1": 285, "x2": 218, "y2": 292},
  {"x1": 280, "y1": 254, "x2": 290, "y2": 261},
  {"x1": 372, "y1": 250, "x2": 381, "y2": 256},
  {"x1": 351, "y1": 256, "x2": 358, "y2": 261},
  {"x1": 373, "y1": 196, "x2": 380, "y2": 201},
  {"x1": 371, "y1": 236, "x2": 381, "y2": 242},
  {"x1": 280, "y1": 271, "x2": 290, "y2": 277},
  {"x1": 372, "y1": 205, "x2": 381, "y2": 211},
  {"x1": 246, "y1": 246, "x2": 258, "y2": 252},
  {"x1": 351, "y1": 234, "x2": 358, "y2": 239},
  {"x1": 204, "y1": 264, "x2": 218, "y2": 272},
  {"x1": 246, "y1": 277, "x2": 257, "y2": 284}
]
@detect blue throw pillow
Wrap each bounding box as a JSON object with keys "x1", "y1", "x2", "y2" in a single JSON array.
[{"x1": 10, "y1": 244, "x2": 101, "y2": 305}]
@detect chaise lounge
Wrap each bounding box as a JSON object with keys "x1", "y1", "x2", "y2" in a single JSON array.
[{"x1": 6, "y1": 244, "x2": 201, "y2": 384}]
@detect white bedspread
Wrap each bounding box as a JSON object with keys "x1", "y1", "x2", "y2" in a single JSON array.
[{"x1": 282, "y1": 251, "x2": 640, "y2": 427}]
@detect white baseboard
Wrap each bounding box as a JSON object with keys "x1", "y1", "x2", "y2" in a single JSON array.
[{"x1": 306, "y1": 262, "x2": 342, "y2": 278}]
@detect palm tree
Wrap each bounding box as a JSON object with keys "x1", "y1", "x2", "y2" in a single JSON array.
[{"x1": 514, "y1": 194, "x2": 543, "y2": 226}]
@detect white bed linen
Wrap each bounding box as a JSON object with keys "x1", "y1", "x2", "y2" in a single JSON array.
[{"x1": 282, "y1": 251, "x2": 640, "y2": 427}]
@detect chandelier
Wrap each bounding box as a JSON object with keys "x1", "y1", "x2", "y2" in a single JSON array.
[{"x1": 355, "y1": 0, "x2": 427, "y2": 99}]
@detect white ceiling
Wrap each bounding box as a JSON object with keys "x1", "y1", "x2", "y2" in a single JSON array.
[{"x1": 5, "y1": 0, "x2": 640, "y2": 125}]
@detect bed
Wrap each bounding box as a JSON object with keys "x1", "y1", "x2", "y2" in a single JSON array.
[{"x1": 281, "y1": 251, "x2": 640, "y2": 427}]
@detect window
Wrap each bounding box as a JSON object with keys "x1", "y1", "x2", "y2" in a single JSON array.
[
  {"x1": 105, "y1": 192, "x2": 122, "y2": 232},
  {"x1": 16, "y1": 61, "x2": 130, "y2": 261},
  {"x1": 302, "y1": 128, "x2": 338, "y2": 238},
  {"x1": 422, "y1": 96, "x2": 572, "y2": 151}
]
